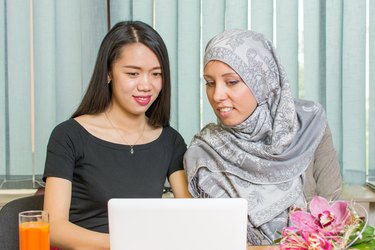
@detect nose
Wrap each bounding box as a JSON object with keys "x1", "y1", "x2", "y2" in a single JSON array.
[
  {"x1": 137, "y1": 74, "x2": 151, "y2": 91},
  {"x1": 212, "y1": 83, "x2": 227, "y2": 102}
]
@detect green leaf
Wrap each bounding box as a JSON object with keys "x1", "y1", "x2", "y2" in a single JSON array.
[
  {"x1": 348, "y1": 239, "x2": 375, "y2": 249},
  {"x1": 350, "y1": 225, "x2": 375, "y2": 245}
]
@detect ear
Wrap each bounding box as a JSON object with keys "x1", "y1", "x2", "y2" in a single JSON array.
[{"x1": 107, "y1": 74, "x2": 112, "y2": 84}]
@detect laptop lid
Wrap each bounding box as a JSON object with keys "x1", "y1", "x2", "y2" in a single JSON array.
[{"x1": 108, "y1": 198, "x2": 248, "y2": 250}]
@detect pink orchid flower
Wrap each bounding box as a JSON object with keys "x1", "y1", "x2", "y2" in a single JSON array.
[
  {"x1": 280, "y1": 227, "x2": 309, "y2": 250},
  {"x1": 290, "y1": 196, "x2": 350, "y2": 235},
  {"x1": 309, "y1": 196, "x2": 350, "y2": 233},
  {"x1": 289, "y1": 211, "x2": 317, "y2": 233},
  {"x1": 301, "y1": 231, "x2": 332, "y2": 250},
  {"x1": 280, "y1": 228, "x2": 333, "y2": 250}
]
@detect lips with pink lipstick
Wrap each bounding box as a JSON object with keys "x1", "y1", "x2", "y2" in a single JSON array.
[{"x1": 134, "y1": 95, "x2": 152, "y2": 106}]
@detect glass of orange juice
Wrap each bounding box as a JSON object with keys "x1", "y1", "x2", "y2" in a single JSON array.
[{"x1": 19, "y1": 210, "x2": 50, "y2": 250}]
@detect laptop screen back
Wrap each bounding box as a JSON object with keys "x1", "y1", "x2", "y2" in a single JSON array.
[{"x1": 108, "y1": 198, "x2": 248, "y2": 250}]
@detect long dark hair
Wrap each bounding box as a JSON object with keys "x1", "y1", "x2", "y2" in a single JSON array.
[{"x1": 71, "y1": 21, "x2": 171, "y2": 127}]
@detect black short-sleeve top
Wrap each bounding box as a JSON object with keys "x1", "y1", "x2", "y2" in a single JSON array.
[{"x1": 43, "y1": 119, "x2": 187, "y2": 233}]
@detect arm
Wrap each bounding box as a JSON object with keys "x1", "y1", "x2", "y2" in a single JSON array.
[
  {"x1": 312, "y1": 125, "x2": 342, "y2": 200},
  {"x1": 168, "y1": 170, "x2": 192, "y2": 198},
  {"x1": 44, "y1": 177, "x2": 110, "y2": 250}
]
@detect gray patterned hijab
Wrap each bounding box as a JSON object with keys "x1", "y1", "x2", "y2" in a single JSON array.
[{"x1": 184, "y1": 29, "x2": 327, "y2": 245}]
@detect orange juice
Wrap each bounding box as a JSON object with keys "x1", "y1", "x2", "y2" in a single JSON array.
[{"x1": 19, "y1": 221, "x2": 50, "y2": 250}]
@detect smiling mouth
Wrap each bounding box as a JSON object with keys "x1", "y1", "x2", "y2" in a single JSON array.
[
  {"x1": 218, "y1": 107, "x2": 233, "y2": 112},
  {"x1": 134, "y1": 96, "x2": 151, "y2": 106}
]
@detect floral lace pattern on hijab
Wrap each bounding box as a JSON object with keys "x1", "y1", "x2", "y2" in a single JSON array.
[{"x1": 184, "y1": 29, "x2": 327, "y2": 245}]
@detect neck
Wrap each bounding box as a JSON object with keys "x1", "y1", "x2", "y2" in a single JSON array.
[
  {"x1": 104, "y1": 108, "x2": 147, "y2": 132},
  {"x1": 104, "y1": 110, "x2": 147, "y2": 153}
]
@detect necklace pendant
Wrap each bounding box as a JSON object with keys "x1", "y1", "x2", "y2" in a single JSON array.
[{"x1": 130, "y1": 147, "x2": 134, "y2": 154}]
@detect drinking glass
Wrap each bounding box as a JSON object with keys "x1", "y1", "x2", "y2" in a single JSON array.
[{"x1": 19, "y1": 210, "x2": 50, "y2": 250}]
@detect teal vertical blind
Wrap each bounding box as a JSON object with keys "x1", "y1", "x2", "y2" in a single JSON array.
[
  {"x1": 325, "y1": 0, "x2": 343, "y2": 170},
  {"x1": 201, "y1": 0, "x2": 225, "y2": 126},
  {"x1": 0, "y1": 0, "x2": 373, "y2": 186},
  {"x1": 0, "y1": 0, "x2": 107, "y2": 183},
  {"x1": 370, "y1": 0, "x2": 375, "y2": 176},
  {"x1": 176, "y1": 0, "x2": 201, "y2": 141},
  {"x1": 342, "y1": 0, "x2": 367, "y2": 182},
  {"x1": 33, "y1": 0, "x2": 108, "y2": 175},
  {"x1": 276, "y1": 0, "x2": 299, "y2": 97},
  {"x1": 0, "y1": 0, "x2": 5, "y2": 177},
  {"x1": 251, "y1": 0, "x2": 274, "y2": 40},
  {"x1": 6, "y1": 1, "x2": 32, "y2": 176},
  {"x1": 155, "y1": 0, "x2": 179, "y2": 129},
  {"x1": 4, "y1": 1, "x2": 32, "y2": 176},
  {"x1": 33, "y1": 0, "x2": 57, "y2": 179}
]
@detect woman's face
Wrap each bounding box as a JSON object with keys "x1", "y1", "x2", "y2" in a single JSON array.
[
  {"x1": 109, "y1": 43, "x2": 162, "y2": 116},
  {"x1": 204, "y1": 60, "x2": 258, "y2": 127}
]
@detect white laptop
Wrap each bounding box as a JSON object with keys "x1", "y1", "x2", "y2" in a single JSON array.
[{"x1": 108, "y1": 198, "x2": 248, "y2": 250}]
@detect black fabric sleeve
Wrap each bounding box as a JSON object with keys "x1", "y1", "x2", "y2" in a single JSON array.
[
  {"x1": 167, "y1": 128, "x2": 187, "y2": 177},
  {"x1": 43, "y1": 120, "x2": 79, "y2": 182}
]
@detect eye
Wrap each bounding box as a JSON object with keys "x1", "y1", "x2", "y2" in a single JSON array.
[
  {"x1": 205, "y1": 81, "x2": 215, "y2": 87},
  {"x1": 152, "y1": 72, "x2": 162, "y2": 78},
  {"x1": 126, "y1": 72, "x2": 139, "y2": 78},
  {"x1": 227, "y1": 80, "x2": 240, "y2": 86}
]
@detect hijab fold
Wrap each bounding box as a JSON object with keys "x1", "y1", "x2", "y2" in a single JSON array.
[{"x1": 184, "y1": 30, "x2": 327, "y2": 244}]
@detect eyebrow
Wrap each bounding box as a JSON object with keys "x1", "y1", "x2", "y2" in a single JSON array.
[
  {"x1": 222, "y1": 72, "x2": 238, "y2": 77},
  {"x1": 123, "y1": 65, "x2": 161, "y2": 70}
]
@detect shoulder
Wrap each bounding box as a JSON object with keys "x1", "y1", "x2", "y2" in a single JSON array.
[
  {"x1": 48, "y1": 119, "x2": 87, "y2": 147},
  {"x1": 294, "y1": 99, "x2": 325, "y2": 114},
  {"x1": 190, "y1": 123, "x2": 220, "y2": 144},
  {"x1": 51, "y1": 119, "x2": 78, "y2": 135},
  {"x1": 294, "y1": 99, "x2": 327, "y2": 134},
  {"x1": 51, "y1": 119, "x2": 82, "y2": 135},
  {"x1": 185, "y1": 123, "x2": 219, "y2": 156},
  {"x1": 158, "y1": 126, "x2": 187, "y2": 155},
  {"x1": 161, "y1": 126, "x2": 186, "y2": 144},
  {"x1": 314, "y1": 124, "x2": 336, "y2": 156}
]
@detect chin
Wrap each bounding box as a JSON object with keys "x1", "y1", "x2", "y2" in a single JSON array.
[
  {"x1": 218, "y1": 115, "x2": 247, "y2": 127},
  {"x1": 218, "y1": 119, "x2": 237, "y2": 127}
]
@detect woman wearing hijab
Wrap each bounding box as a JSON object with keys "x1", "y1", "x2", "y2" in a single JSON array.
[{"x1": 184, "y1": 29, "x2": 342, "y2": 246}]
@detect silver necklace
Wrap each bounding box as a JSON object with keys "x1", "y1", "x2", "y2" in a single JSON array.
[{"x1": 104, "y1": 112, "x2": 146, "y2": 154}]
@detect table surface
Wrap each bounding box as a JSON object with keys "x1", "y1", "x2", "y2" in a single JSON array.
[
  {"x1": 248, "y1": 246, "x2": 278, "y2": 250},
  {"x1": 340, "y1": 184, "x2": 375, "y2": 202}
]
